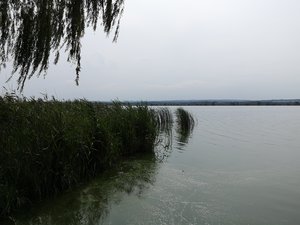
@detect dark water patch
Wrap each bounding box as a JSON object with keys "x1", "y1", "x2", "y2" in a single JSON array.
[{"x1": 3, "y1": 154, "x2": 158, "y2": 225}]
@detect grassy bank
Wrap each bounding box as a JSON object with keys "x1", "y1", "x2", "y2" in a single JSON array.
[{"x1": 0, "y1": 95, "x2": 194, "y2": 216}]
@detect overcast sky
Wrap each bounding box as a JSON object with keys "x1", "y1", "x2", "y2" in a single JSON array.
[{"x1": 1, "y1": 0, "x2": 300, "y2": 101}]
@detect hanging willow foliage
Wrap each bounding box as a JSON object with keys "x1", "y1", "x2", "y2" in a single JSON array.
[{"x1": 0, "y1": 0, "x2": 124, "y2": 90}]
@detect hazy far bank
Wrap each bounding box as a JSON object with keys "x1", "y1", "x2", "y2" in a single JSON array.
[{"x1": 98, "y1": 99, "x2": 300, "y2": 106}]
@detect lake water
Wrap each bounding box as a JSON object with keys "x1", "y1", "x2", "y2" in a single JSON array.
[{"x1": 8, "y1": 106, "x2": 300, "y2": 225}]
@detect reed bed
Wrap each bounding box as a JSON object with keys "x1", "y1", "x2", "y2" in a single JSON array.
[{"x1": 0, "y1": 96, "x2": 194, "y2": 216}]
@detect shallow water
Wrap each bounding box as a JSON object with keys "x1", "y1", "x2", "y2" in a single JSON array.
[{"x1": 7, "y1": 106, "x2": 300, "y2": 225}]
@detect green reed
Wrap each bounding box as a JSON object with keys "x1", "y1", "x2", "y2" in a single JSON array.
[
  {"x1": 175, "y1": 107, "x2": 195, "y2": 144},
  {"x1": 0, "y1": 96, "x2": 194, "y2": 217}
]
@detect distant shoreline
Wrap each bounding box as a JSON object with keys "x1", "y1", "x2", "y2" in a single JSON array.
[{"x1": 99, "y1": 100, "x2": 300, "y2": 106}]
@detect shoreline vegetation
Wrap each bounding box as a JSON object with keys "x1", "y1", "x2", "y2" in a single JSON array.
[{"x1": 0, "y1": 95, "x2": 194, "y2": 218}]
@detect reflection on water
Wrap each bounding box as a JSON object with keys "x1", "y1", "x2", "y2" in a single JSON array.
[
  {"x1": 9, "y1": 154, "x2": 158, "y2": 225},
  {"x1": 0, "y1": 0, "x2": 124, "y2": 90},
  {"x1": 175, "y1": 108, "x2": 195, "y2": 151},
  {"x1": 175, "y1": 124, "x2": 194, "y2": 151}
]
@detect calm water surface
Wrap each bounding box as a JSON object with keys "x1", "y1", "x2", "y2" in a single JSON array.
[{"x1": 9, "y1": 106, "x2": 300, "y2": 225}]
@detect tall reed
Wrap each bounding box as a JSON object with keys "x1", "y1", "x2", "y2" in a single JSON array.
[
  {"x1": 0, "y1": 96, "x2": 195, "y2": 217},
  {"x1": 175, "y1": 107, "x2": 195, "y2": 144}
]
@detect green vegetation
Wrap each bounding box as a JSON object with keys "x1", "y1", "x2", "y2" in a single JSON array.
[
  {"x1": 175, "y1": 107, "x2": 195, "y2": 144},
  {"x1": 0, "y1": 95, "x2": 194, "y2": 217}
]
